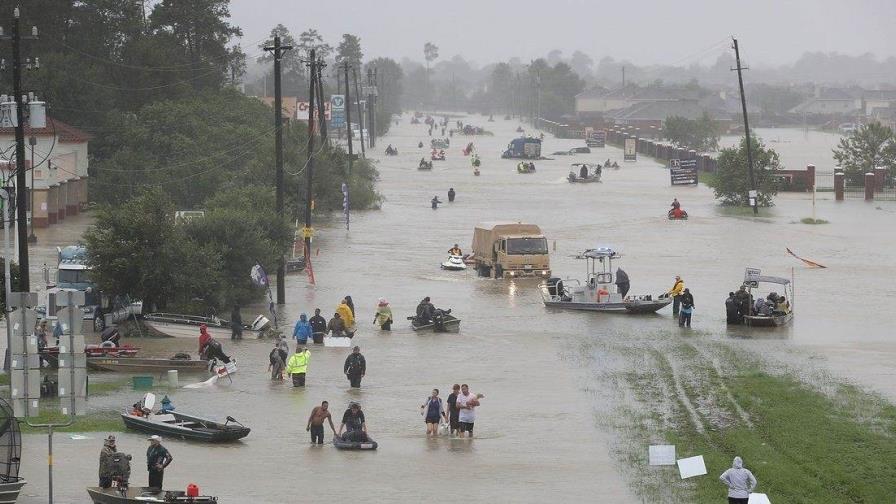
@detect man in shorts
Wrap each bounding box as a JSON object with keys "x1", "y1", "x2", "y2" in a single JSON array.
[
  {"x1": 455, "y1": 384, "x2": 481, "y2": 438},
  {"x1": 446, "y1": 384, "x2": 461, "y2": 436},
  {"x1": 306, "y1": 401, "x2": 337, "y2": 445}
]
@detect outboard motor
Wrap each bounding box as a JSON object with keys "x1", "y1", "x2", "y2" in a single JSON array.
[
  {"x1": 110, "y1": 452, "x2": 132, "y2": 490},
  {"x1": 432, "y1": 309, "x2": 445, "y2": 332}
]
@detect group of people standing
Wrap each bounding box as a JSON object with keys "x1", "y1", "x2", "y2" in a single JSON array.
[{"x1": 420, "y1": 384, "x2": 484, "y2": 438}]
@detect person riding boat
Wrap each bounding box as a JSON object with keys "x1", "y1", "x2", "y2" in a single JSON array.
[
  {"x1": 338, "y1": 402, "x2": 369, "y2": 442},
  {"x1": 416, "y1": 297, "x2": 435, "y2": 324},
  {"x1": 671, "y1": 198, "x2": 681, "y2": 210},
  {"x1": 448, "y1": 244, "x2": 462, "y2": 256},
  {"x1": 198, "y1": 324, "x2": 231, "y2": 364},
  {"x1": 579, "y1": 164, "x2": 589, "y2": 179}
]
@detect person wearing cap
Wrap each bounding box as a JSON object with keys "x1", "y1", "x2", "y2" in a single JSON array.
[
  {"x1": 338, "y1": 402, "x2": 368, "y2": 442},
  {"x1": 285, "y1": 346, "x2": 310, "y2": 387},
  {"x1": 666, "y1": 275, "x2": 685, "y2": 316},
  {"x1": 146, "y1": 435, "x2": 172, "y2": 490},
  {"x1": 343, "y1": 346, "x2": 366, "y2": 388},
  {"x1": 374, "y1": 299, "x2": 393, "y2": 331},
  {"x1": 98, "y1": 435, "x2": 118, "y2": 488}
]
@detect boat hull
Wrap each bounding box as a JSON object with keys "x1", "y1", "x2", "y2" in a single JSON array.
[
  {"x1": 0, "y1": 479, "x2": 25, "y2": 504},
  {"x1": 144, "y1": 319, "x2": 259, "y2": 339},
  {"x1": 410, "y1": 315, "x2": 461, "y2": 333},
  {"x1": 88, "y1": 358, "x2": 209, "y2": 374},
  {"x1": 121, "y1": 412, "x2": 250, "y2": 442},
  {"x1": 744, "y1": 312, "x2": 793, "y2": 327},
  {"x1": 334, "y1": 436, "x2": 378, "y2": 450},
  {"x1": 87, "y1": 487, "x2": 217, "y2": 504},
  {"x1": 542, "y1": 299, "x2": 671, "y2": 314},
  {"x1": 568, "y1": 177, "x2": 600, "y2": 183}
]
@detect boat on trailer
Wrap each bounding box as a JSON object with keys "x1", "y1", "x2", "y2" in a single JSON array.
[
  {"x1": 539, "y1": 248, "x2": 671, "y2": 314},
  {"x1": 741, "y1": 273, "x2": 794, "y2": 327},
  {"x1": 143, "y1": 313, "x2": 270, "y2": 339}
]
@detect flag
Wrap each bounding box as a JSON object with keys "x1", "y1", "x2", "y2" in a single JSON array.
[
  {"x1": 250, "y1": 263, "x2": 269, "y2": 287},
  {"x1": 342, "y1": 182, "x2": 350, "y2": 230}
]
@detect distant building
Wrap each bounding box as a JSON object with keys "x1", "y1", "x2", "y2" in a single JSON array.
[
  {"x1": 788, "y1": 87, "x2": 863, "y2": 116},
  {"x1": 0, "y1": 117, "x2": 91, "y2": 228},
  {"x1": 862, "y1": 90, "x2": 896, "y2": 117},
  {"x1": 575, "y1": 86, "x2": 734, "y2": 132},
  {"x1": 575, "y1": 86, "x2": 702, "y2": 117}
]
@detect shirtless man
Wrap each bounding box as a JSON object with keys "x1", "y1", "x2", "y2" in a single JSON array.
[{"x1": 306, "y1": 401, "x2": 337, "y2": 445}]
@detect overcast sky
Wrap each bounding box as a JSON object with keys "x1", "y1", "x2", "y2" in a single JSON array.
[{"x1": 230, "y1": 0, "x2": 895, "y2": 67}]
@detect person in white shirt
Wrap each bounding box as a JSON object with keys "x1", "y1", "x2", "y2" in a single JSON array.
[{"x1": 455, "y1": 384, "x2": 484, "y2": 438}]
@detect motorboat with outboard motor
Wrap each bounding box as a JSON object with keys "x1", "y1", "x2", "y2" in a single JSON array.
[
  {"x1": 408, "y1": 309, "x2": 460, "y2": 332},
  {"x1": 431, "y1": 149, "x2": 446, "y2": 161},
  {"x1": 121, "y1": 393, "x2": 250, "y2": 442},
  {"x1": 738, "y1": 273, "x2": 794, "y2": 327},
  {"x1": 441, "y1": 255, "x2": 466, "y2": 271},
  {"x1": 418, "y1": 159, "x2": 433, "y2": 170},
  {"x1": 431, "y1": 138, "x2": 449, "y2": 149},
  {"x1": 568, "y1": 163, "x2": 602, "y2": 183},
  {"x1": 540, "y1": 248, "x2": 671, "y2": 314},
  {"x1": 87, "y1": 486, "x2": 218, "y2": 504},
  {"x1": 384, "y1": 145, "x2": 398, "y2": 156}
]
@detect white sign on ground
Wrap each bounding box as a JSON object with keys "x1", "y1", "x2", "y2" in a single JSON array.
[
  {"x1": 677, "y1": 455, "x2": 707, "y2": 479},
  {"x1": 648, "y1": 445, "x2": 676, "y2": 466},
  {"x1": 748, "y1": 494, "x2": 771, "y2": 504},
  {"x1": 324, "y1": 337, "x2": 352, "y2": 347}
]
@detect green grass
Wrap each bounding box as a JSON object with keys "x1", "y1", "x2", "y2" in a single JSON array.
[
  {"x1": 20, "y1": 409, "x2": 123, "y2": 433},
  {"x1": 800, "y1": 217, "x2": 829, "y2": 224},
  {"x1": 0, "y1": 373, "x2": 8, "y2": 386},
  {"x1": 626, "y1": 343, "x2": 896, "y2": 503}
]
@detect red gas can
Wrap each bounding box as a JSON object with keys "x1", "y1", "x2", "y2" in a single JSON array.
[{"x1": 186, "y1": 483, "x2": 199, "y2": 497}]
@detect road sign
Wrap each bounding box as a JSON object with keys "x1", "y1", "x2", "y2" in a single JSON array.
[
  {"x1": 670, "y1": 159, "x2": 698, "y2": 185},
  {"x1": 297, "y1": 101, "x2": 331, "y2": 121},
  {"x1": 330, "y1": 95, "x2": 346, "y2": 129},
  {"x1": 744, "y1": 268, "x2": 761, "y2": 282},
  {"x1": 624, "y1": 138, "x2": 637, "y2": 161}
]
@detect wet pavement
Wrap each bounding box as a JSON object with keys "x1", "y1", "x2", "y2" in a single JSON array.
[{"x1": 11, "y1": 115, "x2": 896, "y2": 503}]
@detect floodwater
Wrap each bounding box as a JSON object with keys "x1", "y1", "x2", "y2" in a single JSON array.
[{"x1": 11, "y1": 117, "x2": 896, "y2": 503}]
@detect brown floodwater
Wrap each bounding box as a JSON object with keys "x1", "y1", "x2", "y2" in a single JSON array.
[{"x1": 9, "y1": 115, "x2": 896, "y2": 503}]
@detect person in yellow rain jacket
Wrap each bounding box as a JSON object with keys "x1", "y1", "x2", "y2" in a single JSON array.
[
  {"x1": 336, "y1": 299, "x2": 356, "y2": 337},
  {"x1": 285, "y1": 347, "x2": 310, "y2": 387},
  {"x1": 666, "y1": 275, "x2": 685, "y2": 316}
]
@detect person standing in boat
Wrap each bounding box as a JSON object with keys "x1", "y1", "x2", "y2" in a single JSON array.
[
  {"x1": 230, "y1": 305, "x2": 243, "y2": 340},
  {"x1": 309, "y1": 308, "x2": 327, "y2": 344},
  {"x1": 666, "y1": 275, "x2": 685, "y2": 316},
  {"x1": 678, "y1": 288, "x2": 694, "y2": 328},
  {"x1": 146, "y1": 435, "x2": 173, "y2": 490}
]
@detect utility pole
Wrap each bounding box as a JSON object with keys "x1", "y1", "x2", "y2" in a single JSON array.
[
  {"x1": 3, "y1": 8, "x2": 38, "y2": 291},
  {"x1": 352, "y1": 67, "x2": 366, "y2": 158},
  {"x1": 367, "y1": 68, "x2": 376, "y2": 149},
  {"x1": 732, "y1": 37, "x2": 758, "y2": 215},
  {"x1": 303, "y1": 50, "x2": 316, "y2": 276},
  {"x1": 344, "y1": 62, "x2": 354, "y2": 176},
  {"x1": 622, "y1": 66, "x2": 625, "y2": 88},
  {"x1": 264, "y1": 35, "x2": 292, "y2": 305},
  {"x1": 315, "y1": 57, "x2": 328, "y2": 144}
]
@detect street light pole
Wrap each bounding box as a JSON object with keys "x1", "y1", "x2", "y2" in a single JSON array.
[{"x1": 27, "y1": 136, "x2": 35, "y2": 243}]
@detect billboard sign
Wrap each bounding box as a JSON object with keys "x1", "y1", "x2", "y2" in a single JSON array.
[
  {"x1": 670, "y1": 159, "x2": 698, "y2": 185},
  {"x1": 624, "y1": 138, "x2": 637, "y2": 161},
  {"x1": 330, "y1": 95, "x2": 346, "y2": 129}
]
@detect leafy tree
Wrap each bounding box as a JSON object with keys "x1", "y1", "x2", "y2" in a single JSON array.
[
  {"x1": 257, "y1": 24, "x2": 306, "y2": 96},
  {"x1": 298, "y1": 28, "x2": 332, "y2": 61},
  {"x1": 662, "y1": 112, "x2": 721, "y2": 152},
  {"x1": 423, "y1": 42, "x2": 439, "y2": 72},
  {"x1": 569, "y1": 51, "x2": 594, "y2": 81},
  {"x1": 83, "y1": 190, "x2": 221, "y2": 311},
  {"x1": 490, "y1": 62, "x2": 514, "y2": 113},
  {"x1": 713, "y1": 136, "x2": 780, "y2": 207},
  {"x1": 833, "y1": 122, "x2": 896, "y2": 184},
  {"x1": 336, "y1": 34, "x2": 363, "y2": 69},
  {"x1": 366, "y1": 57, "x2": 403, "y2": 136},
  {"x1": 150, "y1": 0, "x2": 243, "y2": 87}
]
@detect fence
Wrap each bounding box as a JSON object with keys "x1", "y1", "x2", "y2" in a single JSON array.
[{"x1": 835, "y1": 168, "x2": 895, "y2": 201}]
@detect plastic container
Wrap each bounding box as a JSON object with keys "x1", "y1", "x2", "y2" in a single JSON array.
[
  {"x1": 186, "y1": 484, "x2": 199, "y2": 497},
  {"x1": 132, "y1": 376, "x2": 153, "y2": 389}
]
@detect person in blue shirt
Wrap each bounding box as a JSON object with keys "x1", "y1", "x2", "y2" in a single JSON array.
[{"x1": 293, "y1": 314, "x2": 312, "y2": 345}]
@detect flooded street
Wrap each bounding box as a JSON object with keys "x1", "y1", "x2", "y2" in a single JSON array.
[{"x1": 13, "y1": 116, "x2": 896, "y2": 503}]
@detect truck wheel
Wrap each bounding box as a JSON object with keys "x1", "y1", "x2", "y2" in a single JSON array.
[
  {"x1": 494, "y1": 265, "x2": 504, "y2": 279},
  {"x1": 93, "y1": 316, "x2": 105, "y2": 332}
]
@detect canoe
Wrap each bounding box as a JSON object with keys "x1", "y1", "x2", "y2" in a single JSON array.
[
  {"x1": 334, "y1": 434, "x2": 378, "y2": 450},
  {"x1": 87, "y1": 486, "x2": 217, "y2": 504},
  {"x1": 88, "y1": 357, "x2": 209, "y2": 374},
  {"x1": 121, "y1": 411, "x2": 250, "y2": 442},
  {"x1": 0, "y1": 479, "x2": 25, "y2": 504},
  {"x1": 143, "y1": 313, "x2": 264, "y2": 339},
  {"x1": 409, "y1": 313, "x2": 461, "y2": 333}
]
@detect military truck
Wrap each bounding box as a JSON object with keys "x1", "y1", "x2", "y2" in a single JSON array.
[{"x1": 471, "y1": 222, "x2": 550, "y2": 279}]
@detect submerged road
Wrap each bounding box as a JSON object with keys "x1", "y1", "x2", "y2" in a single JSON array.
[{"x1": 12, "y1": 115, "x2": 896, "y2": 503}]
